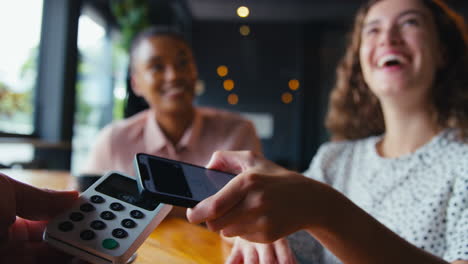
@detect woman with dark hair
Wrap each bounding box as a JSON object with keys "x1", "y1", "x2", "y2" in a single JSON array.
[
  {"x1": 186, "y1": 0, "x2": 468, "y2": 263},
  {"x1": 82, "y1": 26, "x2": 261, "y2": 176}
]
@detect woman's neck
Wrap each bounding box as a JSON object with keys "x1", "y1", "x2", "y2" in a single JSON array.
[
  {"x1": 154, "y1": 107, "x2": 195, "y2": 146},
  {"x1": 378, "y1": 103, "x2": 440, "y2": 158}
]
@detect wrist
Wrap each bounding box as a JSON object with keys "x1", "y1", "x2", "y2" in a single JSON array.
[{"x1": 303, "y1": 181, "x2": 344, "y2": 233}]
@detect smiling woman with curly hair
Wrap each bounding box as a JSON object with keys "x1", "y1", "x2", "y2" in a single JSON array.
[
  {"x1": 187, "y1": 0, "x2": 468, "y2": 263},
  {"x1": 326, "y1": 0, "x2": 468, "y2": 141}
]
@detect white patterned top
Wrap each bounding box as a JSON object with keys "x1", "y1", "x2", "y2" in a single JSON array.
[{"x1": 289, "y1": 129, "x2": 468, "y2": 263}]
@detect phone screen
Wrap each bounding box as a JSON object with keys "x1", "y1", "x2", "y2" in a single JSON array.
[{"x1": 136, "y1": 154, "x2": 235, "y2": 207}]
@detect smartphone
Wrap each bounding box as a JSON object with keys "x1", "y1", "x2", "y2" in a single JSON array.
[{"x1": 134, "y1": 153, "x2": 236, "y2": 208}]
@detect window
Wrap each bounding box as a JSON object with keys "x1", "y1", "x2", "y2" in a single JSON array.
[
  {"x1": 71, "y1": 9, "x2": 128, "y2": 174},
  {"x1": 0, "y1": 0, "x2": 43, "y2": 135}
]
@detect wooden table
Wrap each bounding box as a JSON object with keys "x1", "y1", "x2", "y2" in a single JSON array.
[{"x1": 0, "y1": 169, "x2": 232, "y2": 264}]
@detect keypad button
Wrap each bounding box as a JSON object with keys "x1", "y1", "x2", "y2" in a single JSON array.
[
  {"x1": 130, "y1": 210, "x2": 144, "y2": 219},
  {"x1": 80, "y1": 203, "x2": 95, "y2": 212},
  {"x1": 121, "y1": 219, "x2": 136, "y2": 229},
  {"x1": 90, "y1": 195, "x2": 105, "y2": 204},
  {"x1": 102, "y1": 238, "x2": 119, "y2": 250},
  {"x1": 58, "y1": 221, "x2": 74, "y2": 232},
  {"x1": 100, "y1": 211, "x2": 116, "y2": 220},
  {"x1": 69, "y1": 212, "x2": 84, "y2": 222},
  {"x1": 110, "y1": 202, "x2": 124, "y2": 211},
  {"x1": 90, "y1": 220, "x2": 106, "y2": 230},
  {"x1": 112, "y1": 228, "x2": 128, "y2": 239},
  {"x1": 80, "y1": 230, "x2": 96, "y2": 240}
]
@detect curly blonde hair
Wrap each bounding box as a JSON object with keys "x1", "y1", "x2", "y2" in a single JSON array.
[{"x1": 325, "y1": 0, "x2": 468, "y2": 141}]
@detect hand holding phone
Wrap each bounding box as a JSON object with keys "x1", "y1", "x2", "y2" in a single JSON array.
[{"x1": 134, "y1": 153, "x2": 236, "y2": 208}]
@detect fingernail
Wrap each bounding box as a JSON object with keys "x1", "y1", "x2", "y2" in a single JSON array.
[
  {"x1": 221, "y1": 229, "x2": 233, "y2": 237},
  {"x1": 186, "y1": 208, "x2": 195, "y2": 222}
]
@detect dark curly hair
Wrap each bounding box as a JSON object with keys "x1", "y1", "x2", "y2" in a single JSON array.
[{"x1": 325, "y1": 0, "x2": 468, "y2": 141}]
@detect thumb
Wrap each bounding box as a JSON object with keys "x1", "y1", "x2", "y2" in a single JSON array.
[
  {"x1": 12, "y1": 178, "x2": 79, "y2": 221},
  {"x1": 187, "y1": 170, "x2": 247, "y2": 224},
  {"x1": 206, "y1": 150, "x2": 259, "y2": 174}
]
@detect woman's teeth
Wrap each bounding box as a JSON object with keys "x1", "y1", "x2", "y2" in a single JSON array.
[{"x1": 377, "y1": 54, "x2": 406, "y2": 68}]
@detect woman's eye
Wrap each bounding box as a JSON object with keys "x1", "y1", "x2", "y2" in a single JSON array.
[
  {"x1": 402, "y1": 18, "x2": 419, "y2": 27},
  {"x1": 177, "y1": 59, "x2": 189, "y2": 68},
  {"x1": 364, "y1": 27, "x2": 379, "y2": 36},
  {"x1": 152, "y1": 64, "x2": 164, "y2": 72}
]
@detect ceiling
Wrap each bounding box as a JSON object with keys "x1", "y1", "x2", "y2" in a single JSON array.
[
  {"x1": 187, "y1": 0, "x2": 468, "y2": 22},
  {"x1": 90, "y1": 0, "x2": 468, "y2": 26},
  {"x1": 187, "y1": 0, "x2": 362, "y2": 22}
]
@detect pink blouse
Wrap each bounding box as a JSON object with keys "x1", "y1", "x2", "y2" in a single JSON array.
[{"x1": 82, "y1": 107, "x2": 262, "y2": 177}]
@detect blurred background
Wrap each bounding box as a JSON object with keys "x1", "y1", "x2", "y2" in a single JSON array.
[{"x1": 0, "y1": 0, "x2": 467, "y2": 173}]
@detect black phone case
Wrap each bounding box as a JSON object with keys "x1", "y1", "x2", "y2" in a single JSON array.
[{"x1": 134, "y1": 153, "x2": 237, "y2": 208}]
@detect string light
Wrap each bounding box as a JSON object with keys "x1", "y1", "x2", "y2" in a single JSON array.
[
  {"x1": 217, "y1": 65, "x2": 228, "y2": 77},
  {"x1": 239, "y1": 25, "x2": 250, "y2": 36},
  {"x1": 281, "y1": 92, "x2": 293, "y2": 104},
  {"x1": 237, "y1": 6, "x2": 250, "y2": 18},
  {"x1": 288, "y1": 79, "x2": 300, "y2": 91},
  {"x1": 228, "y1": 94, "x2": 239, "y2": 105},
  {"x1": 223, "y1": 79, "x2": 235, "y2": 91}
]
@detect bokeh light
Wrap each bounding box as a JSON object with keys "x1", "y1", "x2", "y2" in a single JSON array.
[
  {"x1": 223, "y1": 79, "x2": 235, "y2": 91},
  {"x1": 239, "y1": 25, "x2": 250, "y2": 36},
  {"x1": 228, "y1": 94, "x2": 239, "y2": 105},
  {"x1": 237, "y1": 6, "x2": 250, "y2": 18},
  {"x1": 217, "y1": 65, "x2": 228, "y2": 77},
  {"x1": 288, "y1": 79, "x2": 300, "y2": 91},
  {"x1": 281, "y1": 92, "x2": 293, "y2": 104}
]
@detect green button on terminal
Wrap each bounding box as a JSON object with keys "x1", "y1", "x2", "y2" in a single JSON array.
[{"x1": 102, "y1": 238, "x2": 119, "y2": 249}]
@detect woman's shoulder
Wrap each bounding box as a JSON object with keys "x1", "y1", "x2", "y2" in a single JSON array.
[
  {"x1": 439, "y1": 129, "x2": 468, "y2": 174},
  {"x1": 432, "y1": 129, "x2": 468, "y2": 163},
  {"x1": 198, "y1": 107, "x2": 249, "y2": 123},
  {"x1": 304, "y1": 136, "x2": 379, "y2": 180},
  {"x1": 197, "y1": 107, "x2": 256, "y2": 135},
  {"x1": 440, "y1": 129, "x2": 468, "y2": 149},
  {"x1": 315, "y1": 136, "x2": 378, "y2": 162}
]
